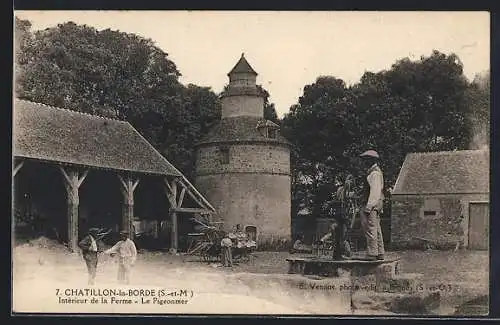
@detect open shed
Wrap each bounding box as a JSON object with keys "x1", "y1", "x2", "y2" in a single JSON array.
[{"x1": 12, "y1": 99, "x2": 216, "y2": 253}]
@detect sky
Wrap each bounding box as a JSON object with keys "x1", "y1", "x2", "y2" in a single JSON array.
[{"x1": 14, "y1": 11, "x2": 490, "y2": 117}]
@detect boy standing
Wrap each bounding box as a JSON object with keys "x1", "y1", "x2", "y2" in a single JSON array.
[{"x1": 104, "y1": 230, "x2": 137, "y2": 284}]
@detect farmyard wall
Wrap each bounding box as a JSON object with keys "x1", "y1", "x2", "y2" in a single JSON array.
[{"x1": 391, "y1": 194, "x2": 488, "y2": 249}]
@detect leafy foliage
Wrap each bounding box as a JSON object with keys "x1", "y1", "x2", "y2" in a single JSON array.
[
  {"x1": 283, "y1": 50, "x2": 489, "y2": 220},
  {"x1": 15, "y1": 19, "x2": 221, "y2": 180},
  {"x1": 15, "y1": 17, "x2": 490, "y2": 225}
]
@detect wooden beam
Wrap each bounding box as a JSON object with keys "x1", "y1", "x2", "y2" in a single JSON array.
[
  {"x1": 177, "y1": 187, "x2": 186, "y2": 208},
  {"x1": 162, "y1": 177, "x2": 178, "y2": 208},
  {"x1": 171, "y1": 179, "x2": 177, "y2": 204},
  {"x1": 118, "y1": 175, "x2": 140, "y2": 205},
  {"x1": 163, "y1": 178, "x2": 174, "y2": 195},
  {"x1": 117, "y1": 174, "x2": 139, "y2": 235},
  {"x1": 132, "y1": 179, "x2": 140, "y2": 192},
  {"x1": 163, "y1": 177, "x2": 180, "y2": 254},
  {"x1": 176, "y1": 177, "x2": 216, "y2": 212},
  {"x1": 59, "y1": 166, "x2": 72, "y2": 186},
  {"x1": 77, "y1": 170, "x2": 89, "y2": 188},
  {"x1": 174, "y1": 207, "x2": 214, "y2": 214},
  {"x1": 162, "y1": 185, "x2": 176, "y2": 207},
  {"x1": 13, "y1": 160, "x2": 24, "y2": 177},
  {"x1": 170, "y1": 210, "x2": 178, "y2": 253},
  {"x1": 117, "y1": 175, "x2": 127, "y2": 191},
  {"x1": 180, "y1": 180, "x2": 211, "y2": 211}
]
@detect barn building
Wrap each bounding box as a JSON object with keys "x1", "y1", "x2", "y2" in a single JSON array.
[
  {"x1": 391, "y1": 149, "x2": 489, "y2": 250},
  {"x1": 13, "y1": 99, "x2": 215, "y2": 253},
  {"x1": 194, "y1": 54, "x2": 292, "y2": 245}
]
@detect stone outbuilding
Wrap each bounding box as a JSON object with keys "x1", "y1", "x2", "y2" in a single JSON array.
[
  {"x1": 194, "y1": 54, "x2": 292, "y2": 245},
  {"x1": 391, "y1": 149, "x2": 489, "y2": 250},
  {"x1": 13, "y1": 99, "x2": 215, "y2": 252}
]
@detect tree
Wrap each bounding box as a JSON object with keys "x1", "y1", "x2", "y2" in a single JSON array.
[
  {"x1": 283, "y1": 50, "x2": 477, "y2": 220},
  {"x1": 256, "y1": 85, "x2": 279, "y2": 123},
  {"x1": 15, "y1": 19, "x2": 222, "y2": 181},
  {"x1": 16, "y1": 21, "x2": 182, "y2": 121},
  {"x1": 14, "y1": 17, "x2": 33, "y2": 95},
  {"x1": 282, "y1": 76, "x2": 357, "y2": 218},
  {"x1": 161, "y1": 84, "x2": 221, "y2": 179},
  {"x1": 383, "y1": 50, "x2": 471, "y2": 152},
  {"x1": 465, "y1": 70, "x2": 490, "y2": 149}
]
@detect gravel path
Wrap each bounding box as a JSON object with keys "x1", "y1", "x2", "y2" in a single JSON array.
[{"x1": 12, "y1": 238, "x2": 488, "y2": 315}]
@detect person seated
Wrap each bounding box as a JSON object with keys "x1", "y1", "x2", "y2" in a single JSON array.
[
  {"x1": 233, "y1": 224, "x2": 248, "y2": 248},
  {"x1": 290, "y1": 234, "x2": 312, "y2": 254},
  {"x1": 320, "y1": 221, "x2": 352, "y2": 260}
]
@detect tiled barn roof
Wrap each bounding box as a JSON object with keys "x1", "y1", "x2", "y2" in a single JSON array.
[
  {"x1": 13, "y1": 99, "x2": 182, "y2": 176},
  {"x1": 392, "y1": 149, "x2": 489, "y2": 195}
]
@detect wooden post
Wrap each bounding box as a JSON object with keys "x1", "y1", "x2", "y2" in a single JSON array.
[
  {"x1": 118, "y1": 175, "x2": 139, "y2": 238},
  {"x1": 60, "y1": 166, "x2": 88, "y2": 252},
  {"x1": 170, "y1": 180, "x2": 178, "y2": 253},
  {"x1": 163, "y1": 177, "x2": 179, "y2": 253}
]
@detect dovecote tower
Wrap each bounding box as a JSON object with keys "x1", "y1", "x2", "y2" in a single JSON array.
[{"x1": 194, "y1": 54, "x2": 291, "y2": 245}]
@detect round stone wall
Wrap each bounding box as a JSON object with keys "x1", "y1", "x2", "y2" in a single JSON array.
[
  {"x1": 222, "y1": 96, "x2": 264, "y2": 118},
  {"x1": 196, "y1": 144, "x2": 290, "y2": 176},
  {"x1": 195, "y1": 173, "x2": 291, "y2": 244},
  {"x1": 195, "y1": 143, "x2": 291, "y2": 244}
]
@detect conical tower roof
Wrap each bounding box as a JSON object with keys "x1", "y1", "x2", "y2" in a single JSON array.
[{"x1": 227, "y1": 53, "x2": 258, "y2": 76}]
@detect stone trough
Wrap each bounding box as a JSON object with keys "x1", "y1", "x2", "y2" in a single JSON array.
[
  {"x1": 286, "y1": 255, "x2": 401, "y2": 278},
  {"x1": 286, "y1": 255, "x2": 442, "y2": 314}
]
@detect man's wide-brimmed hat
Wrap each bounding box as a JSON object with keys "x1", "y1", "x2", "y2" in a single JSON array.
[
  {"x1": 88, "y1": 228, "x2": 100, "y2": 234},
  {"x1": 360, "y1": 150, "x2": 380, "y2": 159},
  {"x1": 119, "y1": 230, "x2": 129, "y2": 235}
]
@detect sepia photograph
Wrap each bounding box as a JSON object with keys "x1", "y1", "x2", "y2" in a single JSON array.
[{"x1": 12, "y1": 11, "x2": 490, "y2": 316}]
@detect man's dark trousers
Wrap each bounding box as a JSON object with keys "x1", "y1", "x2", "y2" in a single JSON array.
[{"x1": 83, "y1": 251, "x2": 98, "y2": 285}]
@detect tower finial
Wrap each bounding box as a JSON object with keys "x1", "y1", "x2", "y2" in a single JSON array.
[{"x1": 241, "y1": 52, "x2": 245, "y2": 57}]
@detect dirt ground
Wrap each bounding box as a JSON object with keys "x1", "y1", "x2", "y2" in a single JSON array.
[{"x1": 12, "y1": 237, "x2": 489, "y2": 315}]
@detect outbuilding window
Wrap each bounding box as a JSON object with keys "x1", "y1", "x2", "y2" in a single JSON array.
[
  {"x1": 420, "y1": 198, "x2": 441, "y2": 219},
  {"x1": 423, "y1": 211, "x2": 437, "y2": 217}
]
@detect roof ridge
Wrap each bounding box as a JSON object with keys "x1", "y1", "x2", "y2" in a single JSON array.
[
  {"x1": 15, "y1": 98, "x2": 124, "y2": 122},
  {"x1": 408, "y1": 149, "x2": 489, "y2": 156}
]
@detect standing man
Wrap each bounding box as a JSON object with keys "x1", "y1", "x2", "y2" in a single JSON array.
[
  {"x1": 359, "y1": 150, "x2": 385, "y2": 261},
  {"x1": 78, "y1": 228, "x2": 100, "y2": 285},
  {"x1": 104, "y1": 230, "x2": 137, "y2": 284}
]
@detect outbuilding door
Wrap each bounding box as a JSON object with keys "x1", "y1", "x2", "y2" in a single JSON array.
[{"x1": 468, "y1": 202, "x2": 489, "y2": 250}]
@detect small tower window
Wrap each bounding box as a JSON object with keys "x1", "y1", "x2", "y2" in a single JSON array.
[
  {"x1": 256, "y1": 120, "x2": 280, "y2": 139},
  {"x1": 220, "y1": 147, "x2": 230, "y2": 165}
]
